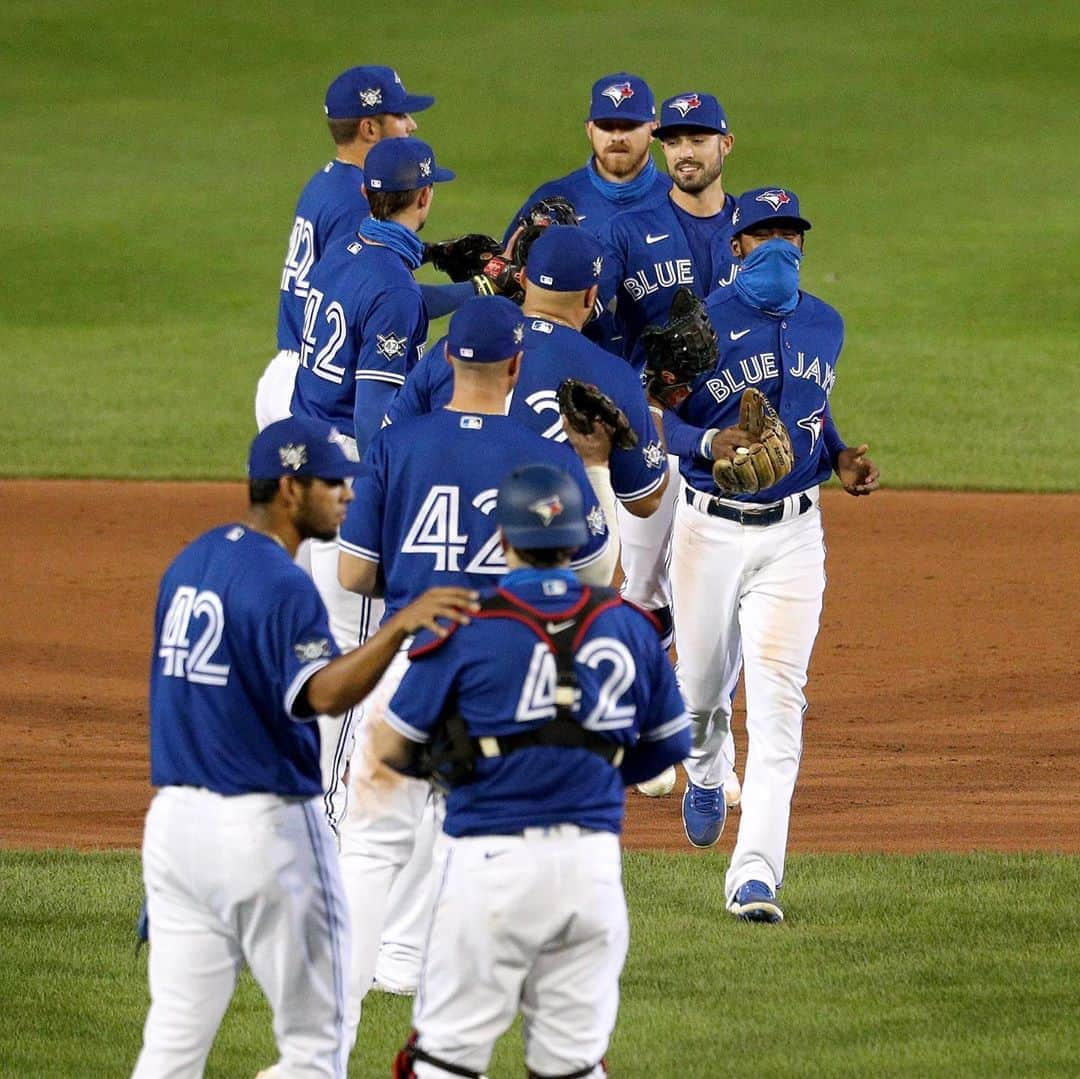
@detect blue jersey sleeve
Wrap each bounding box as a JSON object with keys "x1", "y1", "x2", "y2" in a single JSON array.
[
  {"x1": 354, "y1": 286, "x2": 427, "y2": 450},
  {"x1": 419, "y1": 281, "x2": 475, "y2": 319},
  {"x1": 384, "y1": 338, "x2": 453, "y2": 425},
  {"x1": 606, "y1": 373, "x2": 668, "y2": 501},
  {"x1": 662, "y1": 405, "x2": 714, "y2": 462},
  {"x1": 260, "y1": 574, "x2": 340, "y2": 718},
  {"x1": 384, "y1": 633, "x2": 463, "y2": 742}
]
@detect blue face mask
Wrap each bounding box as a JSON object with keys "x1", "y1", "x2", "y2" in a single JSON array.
[{"x1": 732, "y1": 237, "x2": 802, "y2": 315}]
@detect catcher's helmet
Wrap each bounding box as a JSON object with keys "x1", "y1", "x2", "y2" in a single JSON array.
[{"x1": 496, "y1": 464, "x2": 588, "y2": 551}]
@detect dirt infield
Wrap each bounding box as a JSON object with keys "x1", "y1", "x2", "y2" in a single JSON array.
[{"x1": 1, "y1": 481, "x2": 1076, "y2": 855}]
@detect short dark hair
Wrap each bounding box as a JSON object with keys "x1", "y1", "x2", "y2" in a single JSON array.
[
  {"x1": 367, "y1": 187, "x2": 421, "y2": 220},
  {"x1": 512, "y1": 546, "x2": 577, "y2": 568},
  {"x1": 327, "y1": 117, "x2": 361, "y2": 145},
  {"x1": 247, "y1": 475, "x2": 316, "y2": 505}
]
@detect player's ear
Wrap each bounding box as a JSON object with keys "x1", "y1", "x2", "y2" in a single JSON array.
[
  {"x1": 417, "y1": 186, "x2": 434, "y2": 212},
  {"x1": 730, "y1": 236, "x2": 743, "y2": 259},
  {"x1": 584, "y1": 284, "x2": 599, "y2": 313},
  {"x1": 358, "y1": 116, "x2": 380, "y2": 143}
]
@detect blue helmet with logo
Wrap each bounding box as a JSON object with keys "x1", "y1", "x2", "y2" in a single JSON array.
[{"x1": 495, "y1": 464, "x2": 588, "y2": 551}]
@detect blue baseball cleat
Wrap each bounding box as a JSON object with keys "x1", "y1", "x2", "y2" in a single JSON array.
[
  {"x1": 731, "y1": 879, "x2": 784, "y2": 923},
  {"x1": 681, "y1": 780, "x2": 726, "y2": 847}
]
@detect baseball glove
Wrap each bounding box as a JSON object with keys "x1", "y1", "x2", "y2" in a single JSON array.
[
  {"x1": 558, "y1": 378, "x2": 639, "y2": 450},
  {"x1": 423, "y1": 234, "x2": 504, "y2": 282},
  {"x1": 640, "y1": 287, "x2": 718, "y2": 407},
  {"x1": 473, "y1": 255, "x2": 526, "y2": 303},
  {"x1": 514, "y1": 196, "x2": 579, "y2": 265},
  {"x1": 711, "y1": 388, "x2": 795, "y2": 494}
]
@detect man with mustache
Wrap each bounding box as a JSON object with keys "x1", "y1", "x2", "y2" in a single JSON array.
[{"x1": 501, "y1": 72, "x2": 669, "y2": 246}]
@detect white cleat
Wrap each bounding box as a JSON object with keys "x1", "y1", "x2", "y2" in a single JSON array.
[
  {"x1": 723, "y1": 772, "x2": 742, "y2": 810},
  {"x1": 636, "y1": 765, "x2": 678, "y2": 798}
]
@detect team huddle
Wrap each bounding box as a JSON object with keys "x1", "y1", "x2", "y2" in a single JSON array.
[{"x1": 134, "y1": 65, "x2": 880, "y2": 1078}]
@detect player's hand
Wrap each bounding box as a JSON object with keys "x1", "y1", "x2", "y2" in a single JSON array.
[
  {"x1": 709, "y1": 425, "x2": 756, "y2": 461},
  {"x1": 560, "y1": 413, "x2": 614, "y2": 467},
  {"x1": 395, "y1": 588, "x2": 480, "y2": 637},
  {"x1": 836, "y1": 444, "x2": 880, "y2": 496}
]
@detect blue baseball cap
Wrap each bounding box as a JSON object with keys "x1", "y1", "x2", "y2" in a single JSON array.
[
  {"x1": 654, "y1": 92, "x2": 729, "y2": 138},
  {"x1": 324, "y1": 66, "x2": 435, "y2": 119},
  {"x1": 248, "y1": 417, "x2": 364, "y2": 479},
  {"x1": 364, "y1": 137, "x2": 455, "y2": 192},
  {"x1": 732, "y1": 187, "x2": 812, "y2": 235},
  {"x1": 526, "y1": 225, "x2": 605, "y2": 292},
  {"x1": 496, "y1": 464, "x2": 588, "y2": 551},
  {"x1": 588, "y1": 72, "x2": 656, "y2": 124},
  {"x1": 447, "y1": 296, "x2": 526, "y2": 363}
]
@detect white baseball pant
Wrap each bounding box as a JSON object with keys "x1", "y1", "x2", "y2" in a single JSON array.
[
  {"x1": 134, "y1": 788, "x2": 349, "y2": 1079},
  {"x1": 255, "y1": 349, "x2": 300, "y2": 432},
  {"x1": 670, "y1": 487, "x2": 825, "y2": 904},
  {"x1": 411, "y1": 827, "x2": 627, "y2": 1078}
]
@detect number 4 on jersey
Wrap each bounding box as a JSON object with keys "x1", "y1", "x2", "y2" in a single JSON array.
[{"x1": 158, "y1": 586, "x2": 230, "y2": 686}]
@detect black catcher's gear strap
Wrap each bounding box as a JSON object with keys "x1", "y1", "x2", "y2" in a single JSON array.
[{"x1": 418, "y1": 587, "x2": 626, "y2": 789}]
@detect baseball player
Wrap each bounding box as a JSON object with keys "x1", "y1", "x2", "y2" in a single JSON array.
[
  {"x1": 133, "y1": 416, "x2": 476, "y2": 1078},
  {"x1": 372, "y1": 463, "x2": 690, "y2": 1079},
  {"x1": 502, "y1": 72, "x2": 669, "y2": 243},
  {"x1": 258, "y1": 66, "x2": 437, "y2": 432},
  {"x1": 655, "y1": 187, "x2": 879, "y2": 921},
  {"x1": 592, "y1": 91, "x2": 742, "y2": 798},
  {"x1": 285, "y1": 135, "x2": 454, "y2": 829},
  {"x1": 333, "y1": 296, "x2": 617, "y2": 1051},
  {"x1": 387, "y1": 224, "x2": 669, "y2": 520},
  {"x1": 500, "y1": 72, "x2": 668, "y2": 356}
]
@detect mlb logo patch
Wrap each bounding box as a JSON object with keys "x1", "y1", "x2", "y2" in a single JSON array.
[{"x1": 460, "y1": 415, "x2": 483, "y2": 430}]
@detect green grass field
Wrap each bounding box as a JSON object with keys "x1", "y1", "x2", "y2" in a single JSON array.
[
  {"x1": 3, "y1": 4, "x2": 1078, "y2": 1075},
  {"x1": 2, "y1": 1, "x2": 1078, "y2": 486},
  {"x1": 3, "y1": 851, "x2": 1078, "y2": 1077}
]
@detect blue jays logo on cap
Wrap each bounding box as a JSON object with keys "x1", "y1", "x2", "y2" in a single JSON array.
[
  {"x1": 279, "y1": 444, "x2": 308, "y2": 471},
  {"x1": 602, "y1": 81, "x2": 635, "y2": 107},
  {"x1": 756, "y1": 189, "x2": 792, "y2": 212},
  {"x1": 732, "y1": 186, "x2": 812, "y2": 234},
  {"x1": 670, "y1": 94, "x2": 701, "y2": 118},
  {"x1": 529, "y1": 495, "x2": 564, "y2": 525}
]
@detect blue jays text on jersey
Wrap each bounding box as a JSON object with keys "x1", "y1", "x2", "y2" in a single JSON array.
[
  {"x1": 598, "y1": 191, "x2": 738, "y2": 370},
  {"x1": 150, "y1": 525, "x2": 340, "y2": 797},
  {"x1": 339, "y1": 413, "x2": 610, "y2": 620},
  {"x1": 290, "y1": 234, "x2": 427, "y2": 451},
  {"x1": 384, "y1": 568, "x2": 690, "y2": 837},
  {"x1": 278, "y1": 161, "x2": 371, "y2": 353},
  {"x1": 664, "y1": 286, "x2": 847, "y2": 502},
  {"x1": 385, "y1": 319, "x2": 668, "y2": 503}
]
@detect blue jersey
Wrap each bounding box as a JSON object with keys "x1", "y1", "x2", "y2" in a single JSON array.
[
  {"x1": 277, "y1": 160, "x2": 369, "y2": 352},
  {"x1": 501, "y1": 161, "x2": 672, "y2": 245},
  {"x1": 503, "y1": 162, "x2": 672, "y2": 354},
  {"x1": 290, "y1": 234, "x2": 427, "y2": 451},
  {"x1": 149, "y1": 525, "x2": 340, "y2": 797},
  {"x1": 385, "y1": 568, "x2": 690, "y2": 836},
  {"x1": 339, "y1": 412, "x2": 610, "y2": 620},
  {"x1": 386, "y1": 319, "x2": 668, "y2": 503},
  {"x1": 667, "y1": 286, "x2": 845, "y2": 502},
  {"x1": 598, "y1": 191, "x2": 738, "y2": 371}
]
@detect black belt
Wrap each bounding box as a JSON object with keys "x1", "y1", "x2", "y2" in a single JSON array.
[{"x1": 686, "y1": 487, "x2": 813, "y2": 526}]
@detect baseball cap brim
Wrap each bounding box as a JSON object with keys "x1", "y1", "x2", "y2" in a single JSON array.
[
  {"x1": 653, "y1": 120, "x2": 725, "y2": 139},
  {"x1": 396, "y1": 92, "x2": 435, "y2": 114},
  {"x1": 735, "y1": 214, "x2": 812, "y2": 235},
  {"x1": 428, "y1": 165, "x2": 456, "y2": 184}
]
